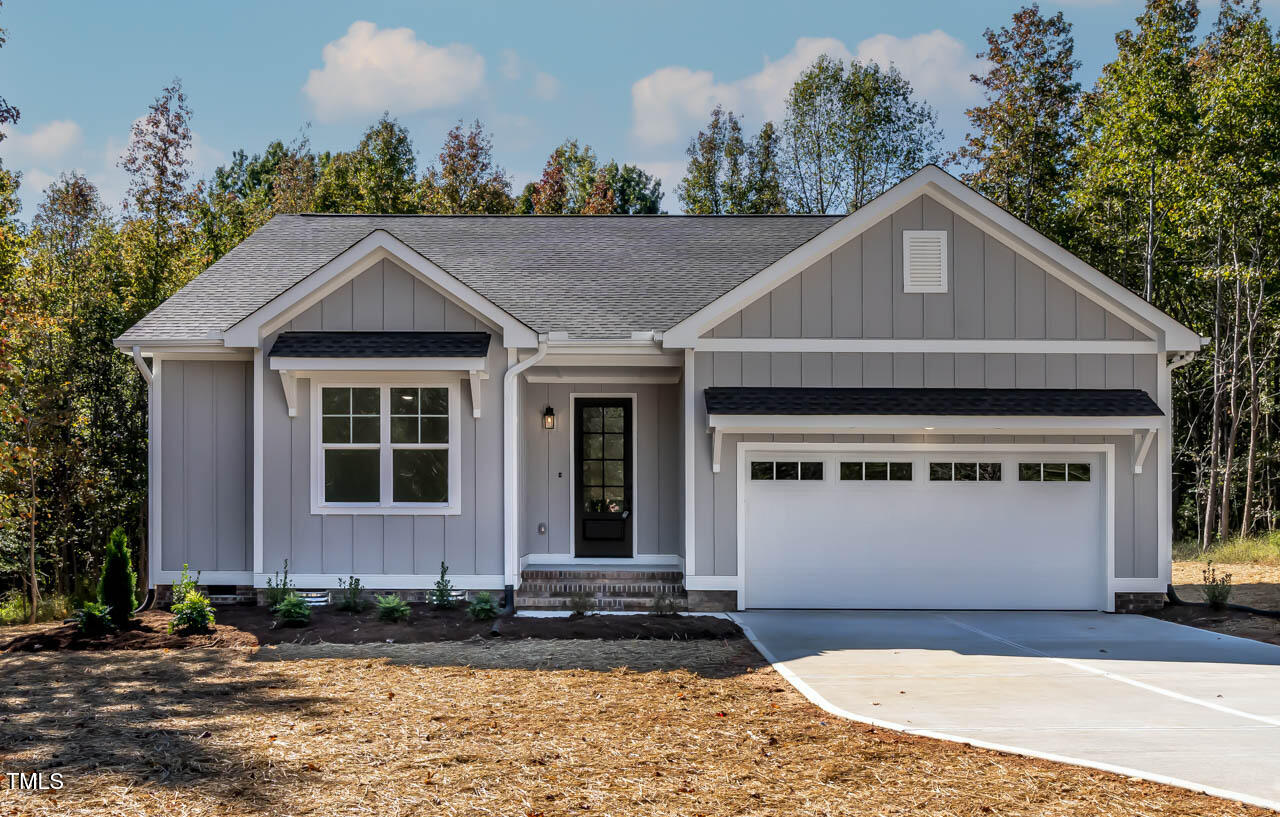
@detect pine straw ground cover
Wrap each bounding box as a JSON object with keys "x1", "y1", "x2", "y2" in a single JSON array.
[{"x1": 0, "y1": 641, "x2": 1268, "y2": 817}]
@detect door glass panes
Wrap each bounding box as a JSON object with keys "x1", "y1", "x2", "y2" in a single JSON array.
[
  {"x1": 979, "y1": 462, "x2": 1002, "y2": 481},
  {"x1": 889, "y1": 462, "x2": 913, "y2": 481},
  {"x1": 840, "y1": 462, "x2": 863, "y2": 480},
  {"x1": 800, "y1": 462, "x2": 824, "y2": 481},
  {"x1": 751, "y1": 461, "x2": 774, "y2": 480},
  {"x1": 864, "y1": 461, "x2": 889, "y2": 480},
  {"x1": 774, "y1": 461, "x2": 799, "y2": 480},
  {"x1": 1067, "y1": 463, "x2": 1091, "y2": 481},
  {"x1": 581, "y1": 404, "x2": 628, "y2": 514}
]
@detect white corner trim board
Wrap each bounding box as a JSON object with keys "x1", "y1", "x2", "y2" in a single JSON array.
[
  {"x1": 504, "y1": 343, "x2": 548, "y2": 586},
  {"x1": 729, "y1": 614, "x2": 1280, "y2": 814}
]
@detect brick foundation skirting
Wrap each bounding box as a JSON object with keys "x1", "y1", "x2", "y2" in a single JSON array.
[
  {"x1": 686, "y1": 589, "x2": 737, "y2": 612},
  {"x1": 1114, "y1": 591, "x2": 1166, "y2": 613}
]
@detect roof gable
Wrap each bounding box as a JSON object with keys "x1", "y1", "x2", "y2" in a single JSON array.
[{"x1": 662, "y1": 166, "x2": 1201, "y2": 351}]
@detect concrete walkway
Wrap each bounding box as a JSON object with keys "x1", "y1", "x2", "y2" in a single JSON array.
[{"x1": 732, "y1": 611, "x2": 1280, "y2": 811}]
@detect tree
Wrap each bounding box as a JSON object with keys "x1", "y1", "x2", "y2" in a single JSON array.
[
  {"x1": 1071, "y1": 0, "x2": 1199, "y2": 303},
  {"x1": 98, "y1": 526, "x2": 137, "y2": 628},
  {"x1": 781, "y1": 55, "x2": 942, "y2": 213},
  {"x1": 528, "y1": 140, "x2": 619, "y2": 215},
  {"x1": 598, "y1": 161, "x2": 663, "y2": 214},
  {"x1": 418, "y1": 120, "x2": 514, "y2": 214},
  {"x1": 313, "y1": 115, "x2": 418, "y2": 214},
  {"x1": 677, "y1": 107, "x2": 787, "y2": 214},
  {"x1": 955, "y1": 4, "x2": 1081, "y2": 232},
  {"x1": 677, "y1": 105, "x2": 729, "y2": 214},
  {"x1": 746, "y1": 121, "x2": 787, "y2": 213}
]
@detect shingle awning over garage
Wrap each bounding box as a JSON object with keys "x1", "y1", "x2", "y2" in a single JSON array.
[{"x1": 703, "y1": 387, "x2": 1163, "y2": 417}]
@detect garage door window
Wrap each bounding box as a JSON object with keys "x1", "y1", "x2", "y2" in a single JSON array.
[
  {"x1": 751, "y1": 461, "x2": 825, "y2": 481},
  {"x1": 1019, "y1": 462, "x2": 1091, "y2": 482},
  {"x1": 929, "y1": 462, "x2": 1002, "y2": 482},
  {"x1": 840, "y1": 461, "x2": 912, "y2": 481}
]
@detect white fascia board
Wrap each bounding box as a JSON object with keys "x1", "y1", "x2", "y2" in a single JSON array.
[
  {"x1": 706, "y1": 413, "x2": 1161, "y2": 435},
  {"x1": 252, "y1": 573, "x2": 506, "y2": 590},
  {"x1": 661, "y1": 166, "x2": 1200, "y2": 351},
  {"x1": 692, "y1": 338, "x2": 1158, "y2": 355},
  {"x1": 113, "y1": 340, "x2": 237, "y2": 356},
  {"x1": 269, "y1": 356, "x2": 487, "y2": 372},
  {"x1": 222, "y1": 230, "x2": 538, "y2": 349},
  {"x1": 538, "y1": 352, "x2": 683, "y2": 368}
]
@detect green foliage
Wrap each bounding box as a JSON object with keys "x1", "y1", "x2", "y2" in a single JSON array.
[
  {"x1": 375, "y1": 593, "x2": 411, "y2": 623},
  {"x1": 72, "y1": 601, "x2": 115, "y2": 636},
  {"x1": 466, "y1": 591, "x2": 499, "y2": 621},
  {"x1": 677, "y1": 106, "x2": 786, "y2": 215},
  {"x1": 97, "y1": 527, "x2": 137, "y2": 628},
  {"x1": 264, "y1": 560, "x2": 295, "y2": 608},
  {"x1": 168, "y1": 590, "x2": 215, "y2": 634},
  {"x1": 170, "y1": 563, "x2": 200, "y2": 607},
  {"x1": 568, "y1": 591, "x2": 596, "y2": 617},
  {"x1": 430, "y1": 561, "x2": 455, "y2": 609},
  {"x1": 1173, "y1": 534, "x2": 1280, "y2": 565},
  {"x1": 272, "y1": 593, "x2": 311, "y2": 627},
  {"x1": 651, "y1": 591, "x2": 681, "y2": 618},
  {"x1": 0, "y1": 589, "x2": 70, "y2": 626},
  {"x1": 1201, "y1": 561, "x2": 1233, "y2": 608},
  {"x1": 336, "y1": 575, "x2": 365, "y2": 613}
]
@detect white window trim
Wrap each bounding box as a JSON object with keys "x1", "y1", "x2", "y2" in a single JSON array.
[
  {"x1": 902, "y1": 229, "x2": 949, "y2": 293},
  {"x1": 309, "y1": 378, "x2": 462, "y2": 516}
]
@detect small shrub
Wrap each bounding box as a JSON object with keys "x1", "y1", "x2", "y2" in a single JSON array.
[
  {"x1": 264, "y1": 560, "x2": 295, "y2": 608},
  {"x1": 170, "y1": 563, "x2": 201, "y2": 607},
  {"x1": 1202, "y1": 561, "x2": 1233, "y2": 609},
  {"x1": 98, "y1": 526, "x2": 138, "y2": 629},
  {"x1": 375, "y1": 593, "x2": 411, "y2": 623},
  {"x1": 169, "y1": 592, "x2": 216, "y2": 634},
  {"x1": 336, "y1": 576, "x2": 365, "y2": 613},
  {"x1": 466, "y1": 591, "x2": 499, "y2": 621},
  {"x1": 431, "y1": 561, "x2": 455, "y2": 609},
  {"x1": 72, "y1": 602, "x2": 116, "y2": 636},
  {"x1": 569, "y1": 591, "x2": 596, "y2": 617},
  {"x1": 651, "y1": 590, "x2": 681, "y2": 617},
  {"x1": 273, "y1": 593, "x2": 311, "y2": 627}
]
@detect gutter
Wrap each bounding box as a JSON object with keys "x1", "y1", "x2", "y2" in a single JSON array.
[
  {"x1": 502, "y1": 338, "x2": 549, "y2": 602},
  {"x1": 131, "y1": 346, "x2": 153, "y2": 384}
]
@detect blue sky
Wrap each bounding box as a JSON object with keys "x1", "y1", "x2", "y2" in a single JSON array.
[{"x1": 0, "y1": 1, "x2": 1247, "y2": 216}]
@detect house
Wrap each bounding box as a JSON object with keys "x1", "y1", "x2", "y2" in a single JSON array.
[{"x1": 114, "y1": 166, "x2": 1202, "y2": 613}]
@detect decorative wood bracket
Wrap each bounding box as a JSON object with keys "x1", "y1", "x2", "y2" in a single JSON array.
[
  {"x1": 279, "y1": 370, "x2": 298, "y2": 418},
  {"x1": 467, "y1": 370, "x2": 490, "y2": 418},
  {"x1": 1133, "y1": 429, "x2": 1155, "y2": 474}
]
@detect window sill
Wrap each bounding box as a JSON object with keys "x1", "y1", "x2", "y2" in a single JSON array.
[{"x1": 311, "y1": 503, "x2": 462, "y2": 517}]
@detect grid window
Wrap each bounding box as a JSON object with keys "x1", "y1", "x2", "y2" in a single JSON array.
[
  {"x1": 839, "y1": 461, "x2": 913, "y2": 481},
  {"x1": 1019, "y1": 462, "x2": 1091, "y2": 483},
  {"x1": 929, "y1": 462, "x2": 1001, "y2": 482}
]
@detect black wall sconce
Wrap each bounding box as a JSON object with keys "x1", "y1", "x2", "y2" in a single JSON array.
[{"x1": 543, "y1": 406, "x2": 556, "y2": 430}]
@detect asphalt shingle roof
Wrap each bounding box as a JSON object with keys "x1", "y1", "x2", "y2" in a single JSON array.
[
  {"x1": 704, "y1": 387, "x2": 1164, "y2": 417},
  {"x1": 118, "y1": 214, "x2": 843, "y2": 344},
  {"x1": 269, "y1": 331, "x2": 491, "y2": 358}
]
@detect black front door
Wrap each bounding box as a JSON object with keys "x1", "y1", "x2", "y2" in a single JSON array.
[{"x1": 574, "y1": 398, "x2": 633, "y2": 557}]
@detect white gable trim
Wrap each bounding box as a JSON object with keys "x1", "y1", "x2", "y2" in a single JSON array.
[
  {"x1": 222, "y1": 230, "x2": 538, "y2": 349},
  {"x1": 661, "y1": 166, "x2": 1201, "y2": 351}
]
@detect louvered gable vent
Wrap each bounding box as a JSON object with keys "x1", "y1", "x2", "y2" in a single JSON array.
[{"x1": 903, "y1": 230, "x2": 948, "y2": 293}]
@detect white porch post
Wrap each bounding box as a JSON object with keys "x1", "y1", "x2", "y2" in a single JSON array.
[
  {"x1": 683, "y1": 348, "x2": 696, "y2": 576},
  {"x1": 503, "y1": 342, "x2": 547, "y2": 589}
]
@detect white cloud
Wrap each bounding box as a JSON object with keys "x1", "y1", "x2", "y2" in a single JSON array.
[
  {"x1": 2, "y1": 119, "x2": 84, "y2": 164},
  {"x1": 854, "y1": 30, "x2": 982, "y2": 108},
  {"x1": 303, "y1": 21, "x2": 486, "y2": 121},
  {"x1": 629, "y1": 32, "x2": 981, "y2": 149},
  {"x1": 532, "y1": 71, "x2": 560, "y2": 101}
]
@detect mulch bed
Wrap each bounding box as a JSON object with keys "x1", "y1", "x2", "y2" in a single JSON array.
[
  {"x1": 1146, "y1": 603, "x2": 1280, "y2": 647},
  {"x1": 0, "y1": 604, "x2": 741, "y2": 653}
]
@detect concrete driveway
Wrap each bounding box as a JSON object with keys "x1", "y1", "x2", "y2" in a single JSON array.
[{"x1": 732, "y1": 611, "x2": 1280, "y2": 810}]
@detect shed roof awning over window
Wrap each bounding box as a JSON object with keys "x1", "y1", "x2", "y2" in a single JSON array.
[
  {"x1": 269, "y1": 331, "x2": 490, "y2": 359},
  {"x1": 703, "y1": 387, "x2": 1162, "y2": 417}
]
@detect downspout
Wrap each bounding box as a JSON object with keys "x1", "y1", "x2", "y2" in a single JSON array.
[
  {"x1": 502, "y1": 338, "x2": 548, "y2": 609},
  {"x1": 131, "y1": 346, "x2": 153, "y2": 384}
]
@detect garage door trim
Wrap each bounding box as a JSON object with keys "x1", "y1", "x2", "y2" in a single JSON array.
[{"x1": 735, "y1": 441, "x2": 1117, "y2": 611}]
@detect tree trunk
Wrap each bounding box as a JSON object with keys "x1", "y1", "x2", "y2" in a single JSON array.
[
  {"x1": 1219, "y1": 274, "x2": 1244, "y2": 542},
  {"x1": 1144, "y1": 165, "x2": 1156, "y2": 303},
  {"x1": 1201, "y1": 258, "x2": 1225, "y2": 552},
  {"x1": 26, "y1": 421, "x2": 40, "y2": 625}
]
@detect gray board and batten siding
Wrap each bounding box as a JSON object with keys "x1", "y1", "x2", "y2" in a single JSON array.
[{"x1": 692, "y1": 194, "x2": 1160, "y2": 580}]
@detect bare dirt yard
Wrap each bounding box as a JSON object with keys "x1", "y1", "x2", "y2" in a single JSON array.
[
  {"x1": 1154, "y1": 561, "x2": 1280, "y2": 646},
  {"x1": 0, "y1": 640, "x2": 1271, "y2": 817}
]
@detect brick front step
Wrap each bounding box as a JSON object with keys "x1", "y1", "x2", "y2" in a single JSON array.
[
  {"x1": 520, "y1": 569, "x2": 684, "y2": 582},
  {"x1": 516, "y1": 595, "x2": 689, "y2": 612},
  {"x1": 518, "y1": 582, "x2": 685, "y2": 598}
]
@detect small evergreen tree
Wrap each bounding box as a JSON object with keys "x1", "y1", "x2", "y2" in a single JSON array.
[{"x1": 98, "y1": 527, "x2": 137, "y2": 628}]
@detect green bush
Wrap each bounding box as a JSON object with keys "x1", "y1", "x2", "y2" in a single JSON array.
[
  {"x1": 264, "y1": 560, "x2": 296, "y2": 608},
  {"x1": 273, "y1": 593, "x2": 311, "y2": 627},
  {"x1": 170, "y1": 563, "x2": 201, "y2": 607},
  {"x1": 98, "y1": 527, "x2": 138, "y2": 629},
  {"x1": 431, "y1": 561, "x2": 455, "y2": 609},
  {"x1": 0, "y1": 590, "x2": 72, "y2": 626},
  {"x1": 169, "y1": 591, "x2": 216, "y2": 634},
  {"x1": 651, "y1": 590, "x2": 680, "y2": 618},
  {"x1": 72, "y1": 602, "x2": 116, "y2": 636},
  {"x1": 1202, "y1": 561, "x2": 1233, "y2": 609},
  {"x1": 466, "y1": 591, "x2": 499, "y2": 621},
  {"x1": 375, "y1": 593, "x2": 411, "y2": 623},
  {"x1": 336, "y1": 576, "x2": 365, "y2": 613},
  {"x1": 568, "y1": 591, "x2": 596, "y2": 617}
]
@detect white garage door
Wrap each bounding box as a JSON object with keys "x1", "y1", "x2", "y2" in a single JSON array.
[{"x1": 743, "y1": 451, "x2": 1105, "y2": 609}]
